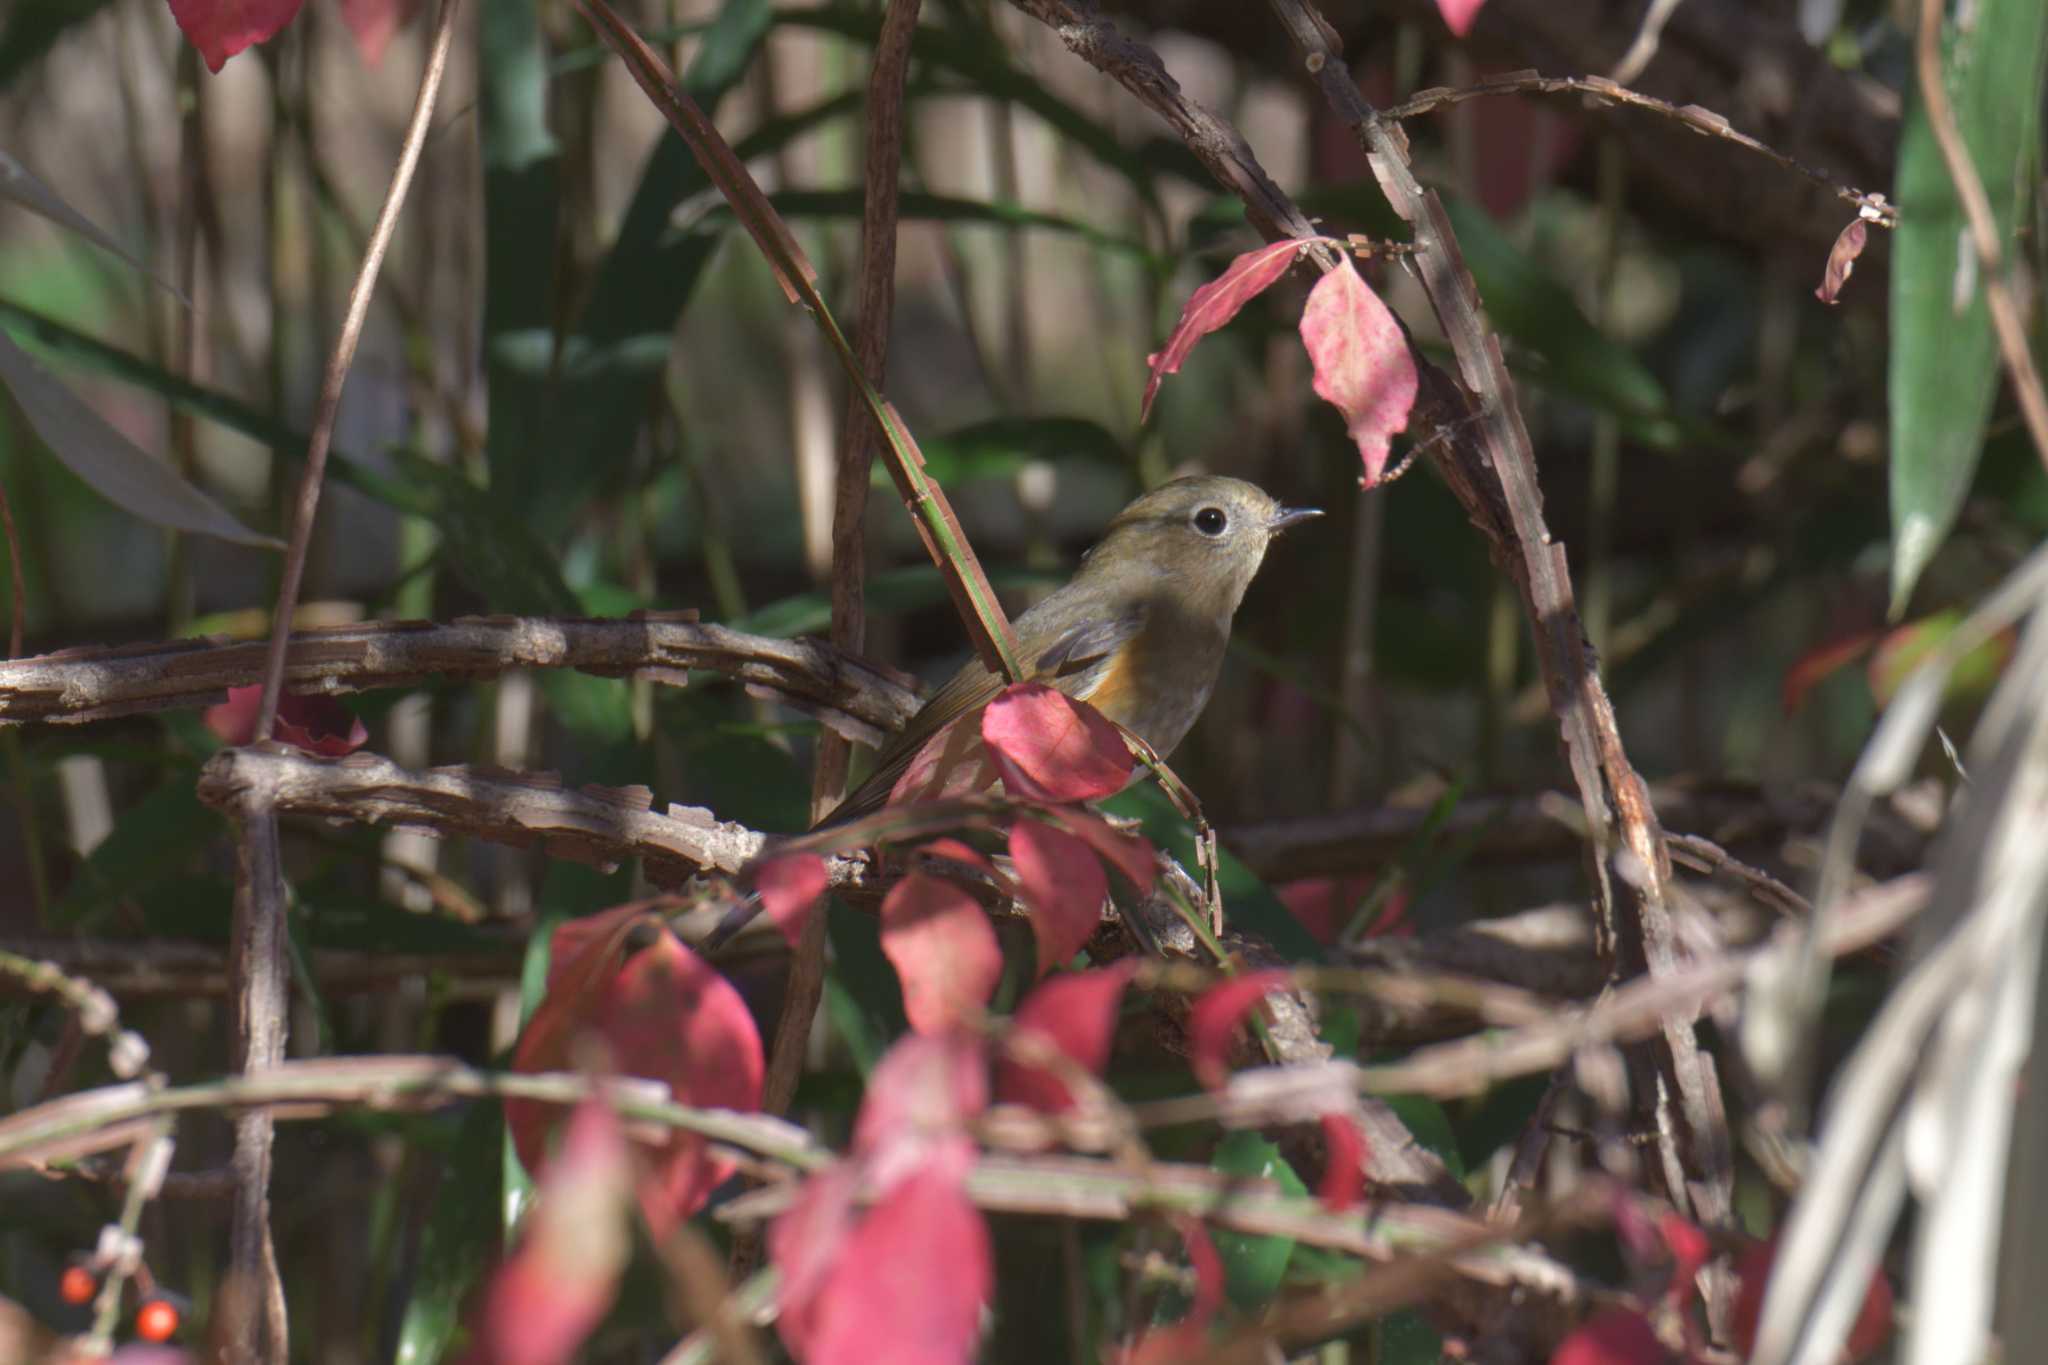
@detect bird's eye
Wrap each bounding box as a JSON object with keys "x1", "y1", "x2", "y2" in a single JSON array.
[{"x1": 1193, "y1": 507, "x2": 1228, "y2": 536}]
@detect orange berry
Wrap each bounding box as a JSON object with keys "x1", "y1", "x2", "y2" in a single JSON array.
[
  {"x1": 58, "y1": 1265, "x2": 96, "y2": 1305},
  {"x1": 134, "y1": 1298, "x2": 179, "y2": 1343}
]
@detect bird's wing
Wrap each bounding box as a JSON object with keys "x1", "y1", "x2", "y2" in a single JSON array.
[{"x1": 821, "y1": 600, "x2": 1147, "y2": 825}]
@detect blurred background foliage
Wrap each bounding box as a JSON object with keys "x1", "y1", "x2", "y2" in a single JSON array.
[{"x1": 0, "y1": 0, "x2": 2041, "y2": 1359}]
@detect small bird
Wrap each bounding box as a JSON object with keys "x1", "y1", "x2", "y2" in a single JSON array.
[{"x1": 828, "y1": 475, "x2": 1321, "y2": 822}]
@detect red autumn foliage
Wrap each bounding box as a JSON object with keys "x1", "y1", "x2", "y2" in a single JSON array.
[
  {"x1": 981, "y1": 683, "x2": 1133, "y2": 805},
  {"x1": 204, "y1": 683, "x2": 367, "y2": 756},
  {"x1": 754, "y1": 851, "x2": 829, "y2": 947},
  {"x1": 1187, "y1": 969, "x2": 1292, "y2": 1091},
  {"x1": 167, "y1": 0, "x2": 415, "y2": 72},
  {"x1": 878, "y1": 873, "x2": 1004, "y2": 1035},
  {"x1": 1547, "y1": 1309, "x2": 1671, "y2": 1365},
  {"x1": 1007, "y1": 817, "x2": 1110, "y2": 975},
  {"x1": 1298, "y1": 256, "x2": 1419, "y2": 486},
  {"x1": 1729, "y1": 1235, "x2": 1894, "y2": 1362},
  {"x1": 1316, "y1": 1111, "x2": 1368, "y2": 1211},
  {"x1": 993, "y1": 960, "x2": 1141, "y2": 1114},
  {"x1": 506, "y1": 911, "x2": 763, "y2": 1239},
  {"x1": 464, "y1": 1100, "x2": 631, "y2": 1365},
  {"x1": 1143, "y1": 240, "x2": 1308, "y2": 421}
]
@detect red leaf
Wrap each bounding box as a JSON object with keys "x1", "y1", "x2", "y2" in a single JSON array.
[
  {"x1": 880, "y1": 873, "x2": 1003, "y2": 1035},
  {"x1": 803, "y1": 1163, "x2": 991, "y2": 1365},
  {"x1": 1317, "y1": 1112, "x2": 1367, "y2": 1211},
  {"x1": 981, "y1": 683, "x2": 1132, "y2": 805},
  {"x1": 1188, "y1": 969, "x2": 1291, "y2": 1091},
  {"x1": 853, "y1": 1032, "x2": 989, "y2": 1170},
  {"x1": 1657, "y1": 1211, "x2": 1710, "y2": 1303},
  {"x1": 1299, "y1": 256, "x2": 1418, "y2": 486},
  {"x1": 464, "y1": 1100, "x2": 631, "y2": 1365},
  {"x1": 1046, "y1": 808, "x2": 1157, "y2": 894},
  {"x1": 337, "y1": 0, "x2": 419, "y2": 66},
  {"x1": 755, "y1": 852, "x2": 829, "y2": 948},
  {"x1": 1781, "y1": 630, "x2": 1880, "y2": 714},
  {"x1": 889, "y1": 712, "x2": 999, "y2": 807},
  {"x1": 1436, "y1": 0, "x2": 1488, "y2": 36},
  {"x1": 1548, "y1": 1309, "x2": 1670, "y2": 1365},
  {"x1": 166, "y1": 0, "x2": 306, "y2": 72},
  {"x1": 994, "y1": 960, "x2": 1141, "y2": 1113},
  {"x1": 1815, "y1": 217, "x2": 1869, "y2": 305},
  {"x1": 770, "y1": 1161, "x2": 864, "y2": 1359},
  {"x1": 1008, "y1": 818, "x2": 1109, "y2": 975},
  {"x1": 1730, "y1": 1235, "x2": 1893, "y2": 1361},
  {"x1": 506, "y1": 923, "x2": 764, "y2": 1238},
  {"x1": 1143, "y1": 239, "x2": 1311, "y2": 421},
  {"x1": 204, "y1": 684, "x2": 367, "y2": 756}
]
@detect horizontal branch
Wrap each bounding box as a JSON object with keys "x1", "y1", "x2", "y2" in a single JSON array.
[
  {"x1": 0, "y1": 936, "x2": 523, "y2": 999},
  {"x1": 1382, "y1": 70, "x2": 1895, "y2": 227},
  {"x1": 0, "y1": 614, "x2": 923, "y2": 745},
  {"x1": 193, "y1": 745, "x2": 872, "y2": 886}
]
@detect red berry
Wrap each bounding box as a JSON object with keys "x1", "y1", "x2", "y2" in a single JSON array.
[
  {"x1": 58, "y1": 1265, "x2": 96, "y2": 1305},
  {"x1": 134, "y1": 1298, "x2": 179, "y2": 1343}
]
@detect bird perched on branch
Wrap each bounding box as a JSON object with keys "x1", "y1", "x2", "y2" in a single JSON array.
[{"x1": 828, "y1": 474, "x2": 1322, "y2": 821}]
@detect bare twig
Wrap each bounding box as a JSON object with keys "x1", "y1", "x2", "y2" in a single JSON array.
[
  {"x1": 0, "y1": 937, "x2": 521, "y2": 999},
  {"x1": 1913, "y1": 0, "x2": 2048, "y2": 472},
  {"x1": 0, "y1": 948, "x2": 150, "y2": 1077},
  {"x1": 1380, "y1": 68, "x2": 1896, "y2": 228},
  {"x1": 0, "y1": 478, "x2": 22, "y2": 661},
  {"x1": 0, "y1": 615, "x2": 922, "y2": 742},
  {"x1": 1609, "y1": 0, "x2": 1687, "y2": 86},
  {"x1": 225, "y1": 7, "x2": 461, "y2": 1356}
]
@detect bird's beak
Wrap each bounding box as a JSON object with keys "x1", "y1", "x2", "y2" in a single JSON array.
[{"x1": 1267, "y1": 505, "x2": 1323, "y2": 533}]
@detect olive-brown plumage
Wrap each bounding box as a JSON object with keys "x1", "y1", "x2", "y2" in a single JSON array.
[{"x1": 829, "y1": 475, "x2": 1319, "y2": 821}]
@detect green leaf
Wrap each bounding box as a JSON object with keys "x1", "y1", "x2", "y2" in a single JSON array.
[
  {"x1": 1888, "y1": 0, "x2": 2047, "y2": 610},
  {"x1": 0, "y1": 150, "x2": 184, "y2": 303},
  {"x1": 390, "y1": 452, "x2": 578, "y2": 615},
  {"x1": 0, "y1": 299, "x2": 422, "y2": 512},
  {"x1": 0, "y1": 329, "x2": 281, "y2": 548},
  {"x1": 1104, "y1": 783, "x2": 1322, "y2": 962},
  {"x1": 0, "y1": 0, "x2": 115, "y2": 86},
  {"x1": 1439, "y1": 196, "x2": 1674, "y2": 440},
  {"x1": 1209, "y1": 1131, "x2": 1304, "y2": 1307},
  {"x1": 394, "y1": 1102, "x2": 503, "y2": 1365},
  {"x1": 58, "y1": 770, "x2": 224, "y2": 926},
  {"x1": 762, "y1": 189, "x2": 1159, "y2": 265},
  {"x1": 500, "y1": 0, "x2": 773, "y2": 533}
]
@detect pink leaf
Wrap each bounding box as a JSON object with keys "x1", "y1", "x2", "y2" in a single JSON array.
[
  {"x1": 1436, "y1": 0, "x2": 1488, "y2": 36},
  {"x1": 1299, "y1": 256, "x2": 1418, "y2": 486},
  {"x1": 889, "y1": 712, "x2": 999, "y2": 807},
  {"x1": 1047, "y1": 808, "x2": 1157, "y2": 894},
  {"x1": 770, "y1": 1161, "x2": 864, "y2": 1359},
  {"x1": 1657, "y1": 1211, "x2": 1710, "y2": 1303},
  {"x1": 506, "y1": 921, "x2": 764, "y2": 1238},
  {"x1": 464, "y1": 1100, "x2": 631, "y2": 1365},
  {"x1": 995, "y1": 960, "x2": 1140, "y2": 1114},
  {"x1": 1547, "y1": 1309, "x2": 1671, "y2": 1365},
  {"x1": 1143, "y1": 239, "x2": 1311, "y2": 421},
  {"x1": 755, "y1": 852, "x2": 829, "y2": 948},
  {"x1": 1317, "y1": 1112, "x2": 1367, "y2": 1211},
  {"x1": 204, "y1": 684, "x2": 367, "y2": 756},
  {"x1": 1008, "y1": 818, "x2": 1110, "y2": 975},
  {"x1": 804, "y1": 1163, "x2": 991, "y2": 1365},
  {"x1": 1815, "y1": 217, "x2": 1869, "y2": 305},
  {"x1": 880, "y1": 873, "x2": 1003, "y2": 1035},
  {"x1": 981, "y1": 683, "x2": 1132, "y2": 805},
  {"x1": 337, "y1": 0, "x2": 418, "y2": 66},
  {"x1": 1188, "y1": 969, "x2": 1291, "y2": 1091},
  {"x1": 853, "y1": 1031, "x2": 990, "y2": 1166},
  {"x1": 166, "y1": 0, "x2": 306, "y2": 72}
]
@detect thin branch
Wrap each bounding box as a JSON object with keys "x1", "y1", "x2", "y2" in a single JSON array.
[
  {"x1": 0, "y1": 948, "x2": 151, "y2": 1077},
  {"x1": 1913, "y1": 0, "x2": 2048, "y2": 472},
  {"x1": 1379, "y1": 69, "x2": 1895, "y2": 228},
  {"x1": 0, "y1": 937, "x2": 521, "y2": 999},
  {"x1": 0, "y1": 614, "x2": 922, "y2": 742},
  {"x1": 228, "y1": 6, "x2": 461, "y2": 1356},
  {"x1": 0, "y1": 477, "x2": 22, "y2": 661}
]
